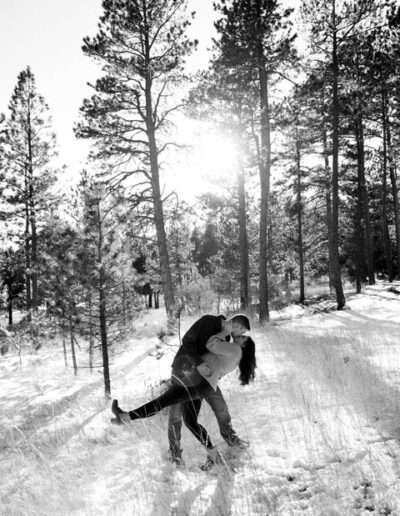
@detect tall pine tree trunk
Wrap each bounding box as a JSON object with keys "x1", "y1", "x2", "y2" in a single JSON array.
[
  {"x1": 27, "y1": 105, "x2": 38, "y2": 312},
  {"x1": 331, "y1": 16, "x2": 346, "y2": 309},
  {"x1": 355, "y1": 105, "x2": 374, "y2": 284},
  {"x1": 386, "y1": 125, "x2": 400, "y2": 279},
  {"x1": 381, "y1": 90, "x2": 393, "y2": 281},
  {"x1": 63, "y1": 337, "x2": 68, "y2": 368},
  {"x1": 99, "y1": 266, "x2": 110, "y2": 397},
  {"x1": 257, "y1": 21, "x2": 271, "y2": 325},
  {"x1": 97, "y1": 202, "x2": 111, "y2": 398},
  {"x1": 238, "y1": 163, "x2": 250, "y2": 309},
  {"x1": 88, "y1": 291, "x2": 94, "y2": 372},
  {"x1": 30, "y1": 204, "x2": 38, "y2": 311},
  {"x1": 322, "y1": 128, "x2": 334, "y2": 292},
  {"x1": 355, "y1": 150, "x2": 364, "y2": 293},
  {"x1": 144, "y1": 27, "x2": 175, "y2": 318},
  {"x1": 122, "y1": 282, "x2": 127, "y2": 327},
  {"x1": 69, "y1": 314, "x2": 78, "y2": 376},
  {"x1": 7, "y1": 287, "x2": 13, "y2": 326},
  {"x1": 24, "y1": 197, "x2": 32, "y2": 316},
  {"x1": 296, "y1": 138, "x2": 305, "y2": 303}
]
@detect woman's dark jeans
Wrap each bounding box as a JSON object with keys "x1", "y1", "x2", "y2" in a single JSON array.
[{"x1": 128, "y1": 374, "x2": 214, "y2": 449}]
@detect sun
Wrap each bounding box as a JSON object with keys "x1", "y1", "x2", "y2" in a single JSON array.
[
  {"x1": 198, "y1": 132, "x2": 238, "y2": 179},
  {"x1": 169, "y1": 122, "x2": 240, "y2": 201}
]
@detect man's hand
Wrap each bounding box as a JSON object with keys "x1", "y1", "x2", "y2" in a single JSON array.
[{"x1": 197, "y1": 362, "x2": 211, "y2": 377}]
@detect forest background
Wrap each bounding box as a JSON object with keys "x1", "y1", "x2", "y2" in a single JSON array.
[{"x1": 1, "y1": 0, "x2": 400, "y2": 396}]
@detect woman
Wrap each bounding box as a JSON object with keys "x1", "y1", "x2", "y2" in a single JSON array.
[{"x1": 112, "y1": 333, "x2": 256, "y2": 470}]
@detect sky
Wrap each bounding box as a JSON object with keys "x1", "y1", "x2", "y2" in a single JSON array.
[{"x1": 0, "y1": 0, "x2": 217, "y2": 193}]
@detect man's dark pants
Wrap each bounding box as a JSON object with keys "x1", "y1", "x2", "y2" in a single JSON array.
[{"x1": 168, "y1": 372, "x2": 238, "y2": 455}]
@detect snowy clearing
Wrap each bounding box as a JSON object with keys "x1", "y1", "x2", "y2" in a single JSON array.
[{"x1": 1, "y1": 283, "x2": 400, "y2": 515}]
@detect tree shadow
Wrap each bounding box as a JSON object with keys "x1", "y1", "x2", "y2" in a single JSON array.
[
  {"x1": 204, "y1": 447, "x2": 247, "y2": 516},
  {"x1": 271, "y1": 312, "x2": 400, "y2": 441},
  {"x1": 204, "y1": 468, "x2": 235, "y2": 516},
  {"x1": 172, "y1": 476, "x2": 209, "y2": 515}
]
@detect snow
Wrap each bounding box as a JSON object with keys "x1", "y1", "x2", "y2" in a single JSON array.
[{"x1": 1, "y1": 283, "x2": 400, "y2": 515}]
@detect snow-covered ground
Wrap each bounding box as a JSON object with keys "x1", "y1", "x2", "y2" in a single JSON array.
[{"x1": 1, "y1": 283, "x2": 400, "y2": 515}]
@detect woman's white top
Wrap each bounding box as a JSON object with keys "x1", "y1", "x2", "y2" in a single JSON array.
[{"x1": 197, "y1": 332, "x2": 243, "y2": 391}]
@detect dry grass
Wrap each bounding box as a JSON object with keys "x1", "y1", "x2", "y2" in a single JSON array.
[{"x1": 2, "y1": 299, "x2": 400, "y2": 515}]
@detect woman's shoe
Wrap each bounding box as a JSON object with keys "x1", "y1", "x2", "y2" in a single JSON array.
[
  {"x1": 111, "y1": 399, "x2": 131, "y2": 425},
  {"x1": 201, "y1": 447, "x2": 224, "y2": 471},
  {"x1": 167, "y1": 448, "x2": 185, "y2": 467}
]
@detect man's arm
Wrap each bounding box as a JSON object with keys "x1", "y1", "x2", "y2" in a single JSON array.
[{"x1": 181, "y1": 315, "x2": 222, "y2": 365}]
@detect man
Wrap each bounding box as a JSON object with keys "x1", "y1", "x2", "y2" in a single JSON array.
[{"x1": 168, "y1": 313, "x2": 251, "y2": 466}]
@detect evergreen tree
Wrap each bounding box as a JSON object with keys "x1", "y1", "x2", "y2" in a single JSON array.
[
  {"x1": 214, "y1": 0, "x2": 297, "y2": 323},
  {"x1": 188, "y1": 68, "x2": 254, "y2": 309},
  {"x1": 191, "y1": 191, "x2": 259, "y2": 307},
  {"x1": 77, "y1": 175, "x2": 133, "y2": 396},
  {"x1": 1, "y1": 67, "x2": 57, "y2": 316},
  {"x1": 76, "y1": 0, "x2": 197, "y2": 319},
  {"x1": 301, "y1": 0, "x2": 385, "y2": 307},
  {"x1": 166, "y1": 201, "x2": 195, "y2": 287},
  {"x1": 0, "y1": 248, "x2": 25, "y2": 326},
  {"x1": 275, "y1": 90, "x2": 320, "y2": 303},
  {"x1": 367, "y1": 3, "x2": 400, "y2": 279},
  {"x1": 40, "y1": 220, "x2": 84, "y2": 375}
]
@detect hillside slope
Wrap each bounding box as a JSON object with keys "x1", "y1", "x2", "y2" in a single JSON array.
[{"x1": 1, "y1": 284, "x2": 400, "y2": 515}]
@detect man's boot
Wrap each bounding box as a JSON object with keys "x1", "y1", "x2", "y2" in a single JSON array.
[
  {"x1": 167, "y1": 447, "x2": 185, "y2": 466},
  {"x1": 201, "y1": 447, "x2": 224, "y2": 471},
  {"x1": 226, "y1": 435, "x2": 249, "y2": 449}
]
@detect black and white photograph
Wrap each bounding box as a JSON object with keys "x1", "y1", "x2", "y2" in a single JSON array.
[{"x1": 1, "y1": 1, "x2": 400, "y2": 514}]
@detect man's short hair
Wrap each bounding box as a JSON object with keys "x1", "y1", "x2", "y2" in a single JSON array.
[{"x1": 231, "y1": 314, "x2": 250, "y2": 331}]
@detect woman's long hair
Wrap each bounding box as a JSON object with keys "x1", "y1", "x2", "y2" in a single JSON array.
[{"x1": 238, "y1": 337, "x2": 256, "y2": 386}]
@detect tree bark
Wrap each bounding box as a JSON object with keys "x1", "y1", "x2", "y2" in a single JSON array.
[
  {"x1": 63, "y1": 337, "x2": 68, "y2": 368},
  {"x1": 97, "y1": 201, "x2": 111, "y2": 398},
  {"x1": 330, "y1": 9, "x2": 346, "y2": 309},
  {"x1": 354, "y1": 147, "x2": 364, "y2": 294},
  {"x1": 381, "y1": 90, "x2": 393, "y2": 281},
  {"x1": 27, "y1": 101, "x2": 38, "y2": 312},
  {"x1": 238, "y1": 162, "x2": 250, "y2": 309},
  {"x1": 69, "y1": 314, "x2": 78, "y2": 376},
  {"x1": 122, "y1": 281, "x2": 127, "y2": 327},
  {"x1": 7, "y1": 289, "x2": 13, "y2": 326},
  {"x1": 322, "y1": 128, "x2": 334, "y2": 291},
  {"x1": 143, "y1": 14, "x2": 175, "y2": 318},
  {"x1": 30, "y1": 199, "x2": 38, "y2": 310},
  {"x1": 256, "y1": 2, "x2": 271, "y2": 324},
  {"x1": 99, "y1": 266, "x2": 111, "y2": 397},
  {"x1": 24, "y1": 198, "x2": 32, "y2": 317},
  {"x1": 386, "y1": 124, "x2": 400, "y2": 279},
  {"x1": 296, "y1": 137, "x2": 305, "y2": 303},
  {"x1": 355, "y1": 101, "x2": 374, "y2": 284},
  {"x1": 88, "y1": 291, "x2": 94, "y2": 372}
]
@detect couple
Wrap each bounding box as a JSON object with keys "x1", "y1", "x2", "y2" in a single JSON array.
[{"x1": 112, "y1": 313, "x2": 256, "y2": 470}]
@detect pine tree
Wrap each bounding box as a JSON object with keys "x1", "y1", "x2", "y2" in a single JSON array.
[
  {"x1": 214, "y1": 0, "x2": 297, "y2": 323},
  {"x1": 0, "y1": 248, "x2": 25, "y2": 326},
  {"x1": 76, "y1": 0, "x2": 197, "y2": 319},
  {"x1": 301, "y1": 0, "x2": 382, "y2": 308},
  {"x1": 77, "y1": 173, "x2": 139, "y2": 397},
  {"x1": 276, "y1": 90, "x2": 320, "y2": 303},
  {"x1": 39, "y1": 218, "x2": 83, "y2": 374},
  {"x1": 166, "y1": 201, "x2": 195, "y2": 288},
  {"x1": 188, "y1": 67, "x2": 254, "y2": 309},
  {"x1": 367, "y1": 3, "x2": 400, "y2": 279}
]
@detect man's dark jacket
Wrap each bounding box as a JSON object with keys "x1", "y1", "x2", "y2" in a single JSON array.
[{"x1": 172, "y1": 314, "x2": 228, "y2": 371}]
